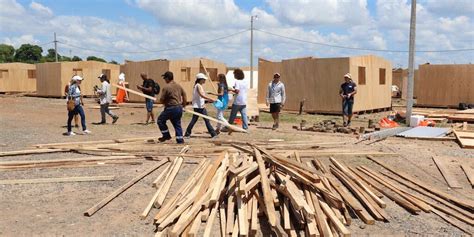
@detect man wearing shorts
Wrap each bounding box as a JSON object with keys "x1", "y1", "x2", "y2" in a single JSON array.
[
  {"x1": 266, "y1": 73, "x2": 286, "y2": 130},
  {"x1": 339, "y1": 73, "x2": 357, "y2": 127},
  {"x1": 137, "y1": 73, "x2": 155, "y2": 124}
]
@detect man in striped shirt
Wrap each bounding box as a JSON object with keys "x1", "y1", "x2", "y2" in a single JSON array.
[{"x1": 266, "y1": 73, "x2": 286, "y2": 130}]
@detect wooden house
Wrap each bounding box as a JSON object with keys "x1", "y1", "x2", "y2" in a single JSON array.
[
  {"x1": 0, "y1": 63, "x2": 37, "y2": 93},
  {"x1": 392, "y1": 68, "x2": 418, "y2": 99},
  {"x1": 36, "y1": 61, "x2": 120, "y2": 97},
  {"x1": 258, "y1": 55, "x2": 392, "y2": 114},
  {"x1": 415, "y1": 64, "x2": 474, "y2": 107},
  {"x1": 120, "y1": 58, "x2": 227, "y2": 102}
]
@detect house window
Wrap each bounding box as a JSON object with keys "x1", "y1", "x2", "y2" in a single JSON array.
[
  {"x1": 73, "y1": 68, "x2": 83, "y2": 77},
  {"x1": 181, "y1": 67, "x2": 190, "y2": 81},
  {"x1": 0, "y1": 69, "x2": 8, "y2": 79},
  {"x1": 28, "y1": 70, "x2": 36, "y2": 79},
  {"x1": 358, "y1": 66, "x2": 366, "y2": 85},
  {"x1": 379, "y1": 68, "x2": 386, "y2": 85}
]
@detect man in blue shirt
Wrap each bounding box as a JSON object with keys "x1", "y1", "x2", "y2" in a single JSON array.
[{"x1": 339, "y1": 73, "x2": 357, "y2": 127}]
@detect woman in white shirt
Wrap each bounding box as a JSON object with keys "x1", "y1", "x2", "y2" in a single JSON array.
[
  {"x1": 184, "y1": 73, "x2": 217, "y2": 138},
  {"x1": 227, "y1": 68, "x2": 249, "y2": 130}
]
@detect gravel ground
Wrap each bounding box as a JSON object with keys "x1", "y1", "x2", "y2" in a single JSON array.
[{"x1": 0, "y1": 95, "x2": 473, "y2": 236}]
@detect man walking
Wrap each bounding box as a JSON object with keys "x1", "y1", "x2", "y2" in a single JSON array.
[
  {"x1": 339, "y1": 73, "x2": 357, "y2": 127},
  {"x1": 137, "y1": 73, "x2": 155, "y2": 124},
  {"x1": 157, "y1": 71, "x2": 187, "y2": 144},
  {"x1": 94, "y1": 74, "x2": 119, "y2": 124},
  {"x1": 266, "y1": 73, "x2": 286, "y2": 130}
]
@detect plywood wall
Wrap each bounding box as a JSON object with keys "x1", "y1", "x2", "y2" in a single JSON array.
[
  {"x1": 36, "y1": 61, "x2": 120, "y2": 97},
  {"x1": 392, "y1": 68, "x2": 418, "y2": 99},
  {"x1": 120, "y1": 60, "x2": 169, "y2": 102},
  {"x1": 257, "y1": 58, "x2": 282, "y2": 104},
  {"x1": 415, "y1": 64, "x2": 474, "y2": 107},
  {"x1": 0, "y1": 63, "x2": 36, "y2": 92}
]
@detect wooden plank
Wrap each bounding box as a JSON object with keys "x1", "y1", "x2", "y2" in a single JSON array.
[
  {"x1": 431, "y1": 209, "x2": 473, "y2": 234},
  {"x1": 84, "y1": 159, "x2": 169, "y2": 216},
  {"x1": 152, "y1": 163, "x2": 171, "y2": 187},
  {"x1": 0, "y1": 148, "x2": 64, "y2": 157},
  {"x1": 366, "y1": 155, "x2": 474, "y2": 210},
  {"x1": 0, "y1": 176, "x2": 114, "y2": 185},
  {"x1": 0, "y1": 155, "x2": 137, "y2": 167},
  {"x1": 432, "y1": 156, "x2": 462, "y2": 189},
  {"x1": 310, "y1": 192, "x2": 333, "y2": 237},
  {"x1": 226, "y1": 194, "x2": 235, "y2": 235},
  {"x1": 184, "y1": 109, "x2": 248, "y2": 133},
  {"x1": 203, "y1": 205, "x2": 218, "y2": 237},
  {"x1": 253, "y1": 147, "x2": 277, "y2": 227},
  {"x1": 111, "y1": 83, "x2": 156, "y2": 101},
  {"x1": 319, "y1": 200, "x2": 350, "y2": 237},
  {"x1": 461, "y1": 164, "x2": 474, "y2": 187},
  {"x1": 236, "y1": 195, "x2": 248, "y2": 236},
  {"x1": 219, "y1": 202, "x2": 227, "y2": 237},
  {"x1": 154, "y1": 157, "x2": 183, "y2": 208}
]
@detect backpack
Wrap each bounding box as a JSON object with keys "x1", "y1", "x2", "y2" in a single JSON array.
[{"x1": 152, "y1": 80, "x2": 160, "y2": 95}]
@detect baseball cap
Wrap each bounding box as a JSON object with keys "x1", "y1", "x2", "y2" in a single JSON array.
[
  {"x1": 196, "y1": 73, "x2": 208, "y2": 80},
  {"x1": 344, "y1": 73, "x2": 352, "y2": 79},
  {"x1": 98, "y1": 74, "x2": 107, "y2": 80},
  {"x1": 161, "y1": 71, "x2": 173, "y2": 79},
  {"x1": 274, "y1": 73, "x2": 281, "y2": 78},
  {"x1": 72, "y1": 75, "x2": 83, "y2": 81}
]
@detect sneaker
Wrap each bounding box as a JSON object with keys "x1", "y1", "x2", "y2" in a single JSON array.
[
  {"x1": 184, "y1": 134, "x2": 191, "y2": 139},
  {"x1": 65, "y1": 131, "x2": 76, "y2": 136},
  {"x1": 215, "y1": 129, "x2": 221, "y2": 135},
  {"x1": 176, "y1": 139, "x2": 185, "y2": 144},
  {"x1": 272, "y1": 124, "x2": 278, "y2": 130},
  {"x1": 112, "y1": 116, "x2": 119, "y2": 124},
  {"x1": 83, "y1": 130, "x2": 92, "y2": 134},
  {"x1": 93, "y1": 122, "x2": 106, "y2": 125},
  {"x1": 158, "y1": 136, "x2": 172, "y2": 142},
  {"x1": 347, "y1": 121, "x2": 351, "y2": 127},
  {"x1": 211, "y1": 134, "x2": 219, "y2": 139},
  {"x1": 343, "y1": 121, "x2": 347, "y2": 127}
]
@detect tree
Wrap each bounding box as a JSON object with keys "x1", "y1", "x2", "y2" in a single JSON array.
[
  {"x1": 86, "y1": 56, "x2": 106, "y2": 63},
  {"x1": 60, "y1": 56, "x2": 72, "y2": 62},
  {"x1": 0, "y1": 44, "x2": 15, "y2": 63},
  {"x1": 72, "y1": 56, "x2": 82, "y2": 61},
  {"x1": 109, "y1": 60, "x2": 118, "y2": 64},
  {"x1": 14, "y1": 44, "x2": 43, "y2": 63},
  {"x1": 43, "y1": 48, "x2": 59, "y2": 62}
]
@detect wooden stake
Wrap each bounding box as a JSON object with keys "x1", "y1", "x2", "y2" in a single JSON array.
[{"x1": 0, "y1": 176, "x2": 114, "y2": 185}]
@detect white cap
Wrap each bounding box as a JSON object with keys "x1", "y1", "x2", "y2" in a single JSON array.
[
  {"x1": 118, "y1": 73, "x2": 125, "y2": 81},
  {"x1": 196, "y1": 73, "x2": 208, "y2": 80},
  {"x1": 72, "y1": 75, "x2": 83, "y2": 81},
  {"x1": 344, "y1": 73, "x2": 352, "y2": 79}
]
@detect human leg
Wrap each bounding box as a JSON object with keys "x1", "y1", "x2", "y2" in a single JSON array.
[
  {"x1": 200, "y1": 108, "x2": 217, "y2": 137},
  {"x1": 185, "y1": 109, "x2": 200, "y2": 137},
  {"x1": 239, "y1": 105, "x2": 249, "y2": 130},
  {"x1": 74, "y1": 114, "x2": 79, "y2": 127},
  {"x1": 228, "y1": 105, "x2": 239, "y2": 124},
  {"x1": 215, "y1": 109, "x2": 226, "y2": 131},
  {"x1": 157, "y1": 108, "x2": 172, "y2": 141},
  {"x1": 77, "y1": 105, "x2": 87, "y2": 131},
  {"x1": 170, "y1": 106, "x2": 184, "y2": 143},
  {"x1": 67, "y1": 109, "x2": 76, "y2": 132},
  {"x1": 347, "y1": 100, "x2": 354, "y2": 126},
  {"x1": 100, "y1": 104, "x2": 107, "y2": 123}
]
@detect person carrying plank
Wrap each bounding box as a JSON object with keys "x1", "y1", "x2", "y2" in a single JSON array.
[
  {"x1": 93, "y1": 74, "x2": 119, "y2": 125},
  {"x1": 157, "y1": 71, "x2": 187, "y2": 144},
  {"x1": 339, "y1": 73, "x2": 357, "y2": 127},
  {"x1": 266, "y1": 72, "x2": 286, "y2": 130},
  {"x1": 184, "y1": 73, "x2": 217, "y2": 138},
  {"x1": 137, "y1": 73, "x2": 156, "y2": 124}
]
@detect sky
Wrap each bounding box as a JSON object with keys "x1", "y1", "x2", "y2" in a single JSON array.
[{"x1": 1, "y1": 0, "x2": 473, "y2": 68}]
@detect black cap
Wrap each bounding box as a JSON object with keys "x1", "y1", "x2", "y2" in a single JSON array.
[
  {"x1": 161, "y1": 71, "x2": 173, "y2": 80},
  {"x1": 98, "y1": 74, "x2": 107, "y2": 80}
]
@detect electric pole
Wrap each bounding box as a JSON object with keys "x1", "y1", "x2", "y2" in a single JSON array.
[
  {"x1": 406, "y1": 0, "x2": 416, "y2": 125},
  {"x1": 54, "y1": 32, "x2": 58, "y2": 62},
  {"x1": 250, "y1": 15, "x2": 257, "y2": 89}
]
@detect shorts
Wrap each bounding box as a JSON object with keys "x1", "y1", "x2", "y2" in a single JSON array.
[
  {"x1": 270, "y1": 103, "x2": 281, "y2": 113},
  {"x1": 342, "y1": 99, "x2": 354, "y2": 116},
  {"x1": 145, "y1": 98, "x2": 154, "y2": 112}
]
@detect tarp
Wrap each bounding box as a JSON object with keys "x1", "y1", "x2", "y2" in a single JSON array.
[{"x1": 396, "y1": 127, "x2": 450, "y2": 138}]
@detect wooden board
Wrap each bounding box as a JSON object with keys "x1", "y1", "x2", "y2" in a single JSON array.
[
  {"x1": 460, "y1": 164, "x2": 474, "y2": 187},
  {"x1": 0, "y1": 63, "x2": 37, "y2": 93},
  {"x1": 111, "y1": 84, "x2": 156, "y2": 101},
  {"x1": 184, "y1": 109, "x2": 248, "y2": 133},
  {"x1": 432, "y1": 156, "x2": 462, "y2": 189},
  {"x1": 0, "y1": 176, "x2": 114, "y2": 185},
  {"x1": 454, "y1": 130, "x2": 474, "y2": 149}
]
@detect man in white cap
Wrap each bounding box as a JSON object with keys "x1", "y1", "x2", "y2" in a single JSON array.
[
  {"x1": 94, "y1": 74, "x2": 119, "y2": 124},
  {"x1": 339, "y1": 73, "x2": 357, "y2": 126},
  {"x1": 266, "y1": 72, "x2": 286, "y2": 130},
  {"x1": 184, "y1": 73, "x2": 217, "y2": 138}
]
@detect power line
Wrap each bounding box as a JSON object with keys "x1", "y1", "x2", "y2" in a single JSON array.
[
  {"x1": 255, "y1": 28, "x2": 474, "y2": 53},
  {"x1": 57, "y1": 29, "x2": 250, "y2": 54}
]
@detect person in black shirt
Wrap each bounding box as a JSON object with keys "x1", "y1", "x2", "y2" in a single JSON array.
[
  {"x1": 137, "y1": 73, "x2": 155, "y2": 124},
  {"x1": 339, "y1": 73, "x2": 357, "y2": 127}
]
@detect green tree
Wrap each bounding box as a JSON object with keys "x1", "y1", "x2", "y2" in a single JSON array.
[
  {"x1": 86, "y1": 56, "x2": 106, "y2": 63},
  {"x1": 0, "y1": 44, "x2": 15, "y2": 63},
  {"x1": 14, "y1": 44, "x2": 43, "y2": 63},
  {"x1": 43, "y1": 48, "x2": 59, "y2": 62},
  {"x1": 109, "y1": 60, "x2": 118, "y2": 64},
  {"x1": 60, "y1": 56, "x2": 72, "y2": 62},
  {"x1": 72, "y1": 56, "x2": 82, "y2": 61}
]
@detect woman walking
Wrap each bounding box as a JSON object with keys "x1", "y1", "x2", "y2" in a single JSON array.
[
  {"x1": 65, "y1": 75, "x2": 91, "y2": 136},
  {"x1": 184, "y1": 73, "x2": 217, "y2": 138},
  {"x1": 210, "y1": 73, "x2": 230, "y2": 134},
  {"x1": 228, "y1": 68, "x2": 249, "y2": 130}
]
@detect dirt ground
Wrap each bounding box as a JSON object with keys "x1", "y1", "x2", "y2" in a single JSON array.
[{"x1": 0, "y1": 95, "x2": 473, "y2": 236}]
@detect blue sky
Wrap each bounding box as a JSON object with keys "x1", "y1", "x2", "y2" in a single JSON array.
[{"x1": 1, "y1": 0, "x2": 473, "y2": 67}]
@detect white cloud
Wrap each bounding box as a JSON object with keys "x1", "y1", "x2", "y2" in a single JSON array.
[
  {"x1": 3, "y1": 34, "x2": 40, "y2": 47},
  {"x1": 29, "y1": 1, "x2": 53, "y2": 17},
  {"x1": 423, "y1": 0, "x2": 474, "y2": 16}
]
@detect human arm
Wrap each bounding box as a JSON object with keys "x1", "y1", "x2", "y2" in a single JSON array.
[
  {"x1": 281, "y1": 84, "x2": 286, "y2": 106},
  {"x1": 339, "y1": 87, "x2": 346, "y2": 99},
  {"x1": 197, "y1": 84, "x2": 215, "y2": 102},
  {"x1": 347, "y1": 86, "x2": 357, "y2": 98},
  {"x1": 181, "y1": 88, "x2": 187, "y2": 107},
  {"x1": 266, "y1": 84, "x2": 270, "y2": 106}
]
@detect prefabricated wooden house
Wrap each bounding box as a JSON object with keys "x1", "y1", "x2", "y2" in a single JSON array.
[
  {"x1": 415, "y1": 64, "x2": 474, "y2": 107},
  {"x1": 258, "y1": 55, "x2": 392, "y2": 114},
  {"x1": 36, "y1": 61, "x2": 120, "y2": 97},
  {"x1": 0, "y1": 63, "x2": 36, "y2": 93},
  {"x1": 120, "y1": 58, "x2": 227, "y2": 102},
  {"x1": 392, "y1": 68, "x2": 418, "y2": 99}
]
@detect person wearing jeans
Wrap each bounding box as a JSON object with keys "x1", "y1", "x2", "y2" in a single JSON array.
[
  {"x1": 66, "y1": 75, "x2": 91, "y2": 136},
  {"x1": 94, "y1": 74, "x2": 119, "y2": 124},
  {"x1": 227, "y1": 68, "x2": 249, "y2": 130},
  {"x1": 209, "y1": 74, "x2": 230, "y2": 134},
  {"x1": 185, "y1": 73, "x2": 217, "y2": 138},
  {"x1": 339, "y1": 73, "x2": 357, "y2": 127}
]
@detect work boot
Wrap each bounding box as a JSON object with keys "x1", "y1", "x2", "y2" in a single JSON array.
[
  {"x1": 112, "y1": 116, "x2": 119, "y2": 124},
  {"x1": 93, "y1": 122, "x2": 106, "y2": 125},
  {"x1": 158, "y1": 136, "x2": 172, "y2": 142}
]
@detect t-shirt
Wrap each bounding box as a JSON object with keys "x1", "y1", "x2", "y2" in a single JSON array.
[
  {"x1": 192, "y1": 84, "x2": 205, "y2": 109},
  {"x1": 266, "y1": 81, "x2": 286, "y2": 104},
  {"x1": 340, "y1": 81, "x2": 357, "y2": 101},
  {"x1": 68, "y1": 84, "x2": 81, "y2": 106},
  {"x1": 217, "y1": 83, "x2": 229, "y2": 109},
  {"x1": 160, "y1": 81, "x2": 186, "y2": 107},
  {"x1": 97, "y1": 81, "x2": 112, "y2": 104},
  {"x1": 142, "y1": 79, "x2": 155, "y2": 96},
  {"x1": 233, "y1": 79, "x2": 248, "y2": 105}
]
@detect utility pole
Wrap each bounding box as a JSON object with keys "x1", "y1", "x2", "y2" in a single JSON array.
[
  {"x1": 406, "y1": 0, "x2": 416, "y2": 126},
  {"x1": 250, "y1": 15, "x2": 257, "y2": 89},
  {"x1": 54, "y1": 32, "x2": 58, "y2": 62}
]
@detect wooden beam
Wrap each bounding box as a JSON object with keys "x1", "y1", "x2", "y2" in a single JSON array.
[
  {"x1": 432, "y1": 156, "x2": 462, "y2": 189},
  {"x1": 84, "y1": 159, "x2": 169, "y2": 216},
  {"x1": 0, "y1": 176, "x2": 114, "y2": 185},
  {"x1": 0, "y1": 148, "x2": 64, "y2": 157},
  {"x1": 319, "y1": 200, "x2": 350, "y2": 237},
  {"x1": 461, "y1": 164, "x2": 474, "y2": 188},
  {"x1": 111, "y1": 83, "x2": 156, "y2": 101},
  {"x1": 253, "y1": 147, "x2": 277, "y2": 227},
  {"x1": 184, "y1": 109, "x2": 248, "y2": 133},
  {"x1": 154, "y1": 157, "x2": 183, "y2": 208},
  {"x1": 200, "y1": 59, "x2": 218, "y2": 93}
]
